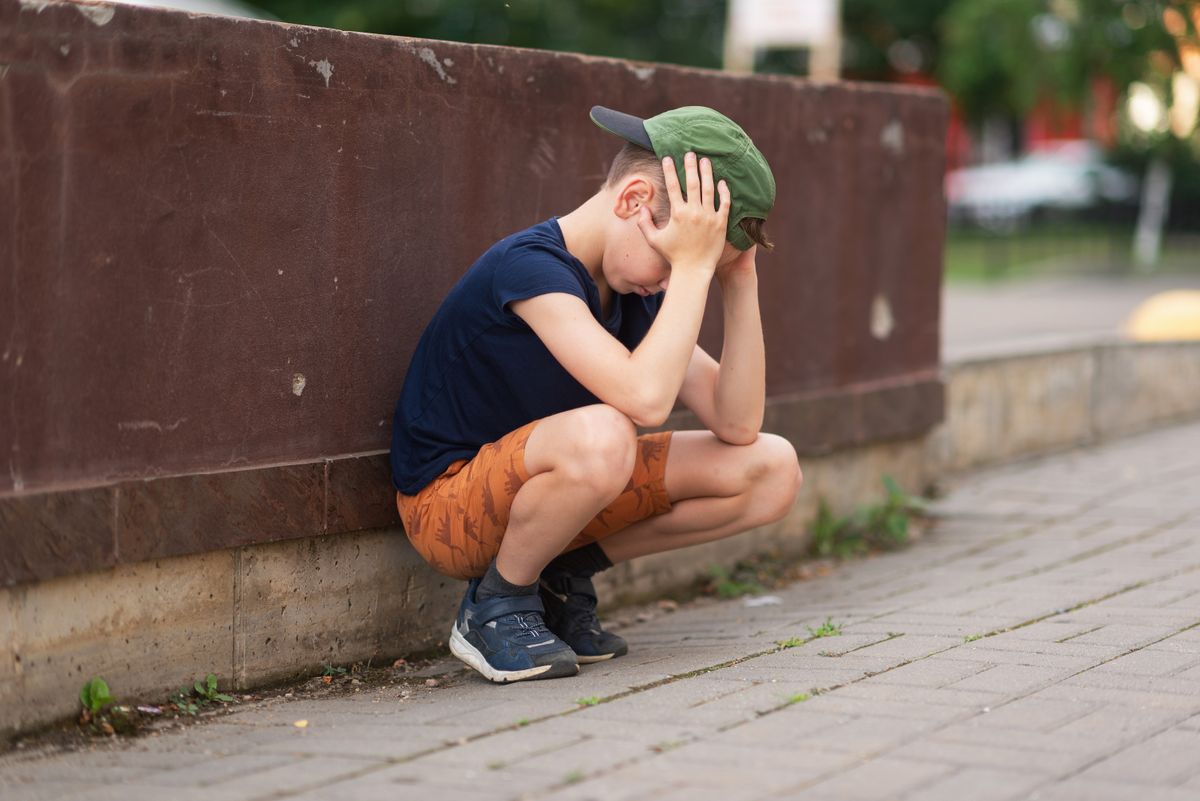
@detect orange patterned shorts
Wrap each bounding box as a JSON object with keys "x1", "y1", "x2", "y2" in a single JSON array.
[{"x1": 395, "y1": 420, "x2": 674, "y2": 580}]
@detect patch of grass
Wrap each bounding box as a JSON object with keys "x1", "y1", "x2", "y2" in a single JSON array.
[
  {"x1": 515, "y1": 718, "x2": 531, "y2": 727},
  {"x1": 775, "y1": 637, "x2": 805, "y2": 649},
  {"x1": 192, "y1": 674, "x2": 234, "y2": 704},
  {"x1": 810, "y1": 475, "x2": 924, "y2": 560},
  {"x1": 806, "y1": 618, "x2": 843, "y2": 639},
  {"x1": 784, "y1": 692, "x2": 810, "y2": 705},
  {"x1": 575, "y1": 696, "x2": 600, "y2": 707},
  {"x1": 704, "y1": 563, "x2": 766, "y2": 599},
  {"x1": 650, "y1": 740, "x2": 686, "y2": 753},
  {"x1": 964, "y1": 633, "x2": 984, "y2": 642}
]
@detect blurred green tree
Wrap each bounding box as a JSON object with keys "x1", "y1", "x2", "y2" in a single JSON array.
[{"x1": 250, "y1": 0, "x2": 729, "y2": 70}]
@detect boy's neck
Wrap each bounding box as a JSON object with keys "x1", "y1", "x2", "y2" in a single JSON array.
[{"x1": 557, "y1": 193, "x2": 610, "y2": 298}]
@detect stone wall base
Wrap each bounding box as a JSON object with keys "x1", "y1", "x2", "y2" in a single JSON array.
[{"x1": 3, "y1": 340, "x2": 1198, "y2": 737}]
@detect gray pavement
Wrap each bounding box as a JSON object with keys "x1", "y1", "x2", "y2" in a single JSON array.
[
  {"x1": 4, "y1": 419, "x2": 1200, "y2": 800},
  {"x1": 943, "y1": 273, "x2": 1200, "y2": 361}
]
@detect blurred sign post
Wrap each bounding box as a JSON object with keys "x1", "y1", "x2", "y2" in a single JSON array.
[{"x1": 724, "y1": 0, "x2": 841, "y2": 80}]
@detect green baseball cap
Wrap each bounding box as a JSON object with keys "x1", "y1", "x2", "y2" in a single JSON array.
[{"x1": 590, "y1": 105, "x2": 776, "y2": 250}]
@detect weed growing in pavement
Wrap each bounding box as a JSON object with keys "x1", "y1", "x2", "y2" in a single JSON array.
[
  {"x1": 193, "y1": 674, "x2": 234, "y2": 704},
  {"x1": 169, "y1": 673, "x2": 234, "y2": 716},
  {"x1": 322, "y1": 664, "x2": 349, "y2": 677},
  {"x1": 806, "y1": 618, "x2": 843, "y2": 638},
  {"x1": 575, "y1": 696, "x2": 600, "y2": 707},
  {"x1": 650, "y1": 740, "x2": 686, "y2": 753},
  {"x1": 776, "y1": 637, "x2": 805, "y2": 649},
  {"x1": 810, "y1": 475, "x2": 925, "y2": 559},
  {"x1": 515, "y1": 718, "x2": 531, "y2": 727},
  {"x1": 784, "y1": 692, "x2": 810, "y2": 705},
  {"x1": 563, "y1": 770, "x2": 585, "y2": 784},
  {"x1": 964, "y1": 633, "x2": 984, "y2": 642},
  {"x1": 78, "y1": 678, "x2": 135, "y2": 735},
  {"x1": 79, "y1": 677, "x2": 114, "y2": 717},
  {"x1": 705, "y1": 563, "x2": 766, "y2": 598}
]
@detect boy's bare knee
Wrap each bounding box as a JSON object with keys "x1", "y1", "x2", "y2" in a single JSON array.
[
  {"x1": 557, "y1": 405, "x2": 637, "y2": 495},
  {"x1": 748, "y1": 434, "x2": 803, "y2": 523}
]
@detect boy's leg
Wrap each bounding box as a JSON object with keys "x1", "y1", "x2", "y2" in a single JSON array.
[
  {"x1": 593, "y1": 430, "x2": 803, "y2": 565},
  {"x1": 493, "y1": 404, "x2": 639, "y2": 584}
]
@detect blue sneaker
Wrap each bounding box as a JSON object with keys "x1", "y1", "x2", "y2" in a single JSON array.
[
  {"x1": 539, "y1": 574, "x2": 628, "y2": 663},
  {"x1": 449, "y1": 579, "x2": 579, "y2": 683}
]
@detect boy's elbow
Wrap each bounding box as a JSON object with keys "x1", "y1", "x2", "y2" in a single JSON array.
[
  {"x1": 627, "y1": 391, "x2": 672, "y2": 428},
  {"x1": 715, "y1": 421, "x2": 761, "y2": 446}
]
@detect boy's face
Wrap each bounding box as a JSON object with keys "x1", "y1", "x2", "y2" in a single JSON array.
[{"x1": 605, "y1": 176, "x2": 742, "y2": 296}]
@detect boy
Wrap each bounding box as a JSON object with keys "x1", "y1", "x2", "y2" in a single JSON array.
[{"x1": 390, "y1": 105, "x2": 803, "y2": 683}]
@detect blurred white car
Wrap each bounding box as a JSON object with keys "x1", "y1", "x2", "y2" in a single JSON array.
[{"x1": 946, "y1": 140, "x2": 1138, "y2": 231}]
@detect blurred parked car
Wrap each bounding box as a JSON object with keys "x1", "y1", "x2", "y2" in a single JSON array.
[{"x1": 946, "y1": 140, "x2": 1139, "y2": 231}]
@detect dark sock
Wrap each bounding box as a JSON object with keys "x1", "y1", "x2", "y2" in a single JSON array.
[
  {"x1": 476, "y1": 558, "x2": 538, "y2": 601},
  {"x1": 542, "y1": 542, "x2": 614, "y2": 580}
]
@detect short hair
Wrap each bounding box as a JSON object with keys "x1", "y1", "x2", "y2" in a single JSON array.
[{"x1": 603, "y1": 142, "x2": 774, "y2": 250}]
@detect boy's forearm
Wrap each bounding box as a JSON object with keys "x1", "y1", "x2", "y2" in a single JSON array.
[
  {"x1": 628, "y1": 267, "x2": 713, "y2": 425},
  {"x1": 713, "y1": 272, "x2": 765, "y2": 441}
]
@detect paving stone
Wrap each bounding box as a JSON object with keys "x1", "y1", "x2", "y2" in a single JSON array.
[
  {"x1": 7, "y1": 420, "x2": 1200, "y2": 800},
  {"x1": 1075, "y1": 726, "x2": 1200, "y2": 785},
  {"x1": 901, "y1": 767, "x2": 1047, "y2": 801},
  {"x1": 1027, "y1": 779, "x2": 1200, "y2": 800},
  {"x1": 796, "y1": 755, "x2": 956, "y2": 799}
]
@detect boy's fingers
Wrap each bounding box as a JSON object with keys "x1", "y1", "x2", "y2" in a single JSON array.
[
  {"x1": 699, "y1": 157, "x2": 715, "y2": 211},
  {"x1": 635, "y1": 205, "x2": 658, "y2": 242},
  {"x1": 661, "y1": 156, "x2": 685, "y2": 208},
  {"x1": 717, "y1": 179, "x2": 731, "y2": 218},
  {"x1": 683, "y1": 152, "x2": 700, "y2": 205}
]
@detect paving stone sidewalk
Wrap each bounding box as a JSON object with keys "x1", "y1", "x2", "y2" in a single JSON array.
[{"x1": 5, "y1": 420, "x2": 1200, "y2": 801}]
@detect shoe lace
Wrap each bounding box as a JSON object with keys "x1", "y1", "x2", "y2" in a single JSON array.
[
  {"x1": 505, "y1": 611, "x2": 553, "y2": 642},
  {"x1": 563, "y1": 593, "x2": 602, "y2": 634}
]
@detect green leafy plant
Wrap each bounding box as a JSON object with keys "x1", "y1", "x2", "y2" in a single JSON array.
[
  {"x1": 775, "y1": 636, "x2": 805, "y2": 649},
  {"x1": 79, "y1": 677, "x2": 115, "y2": 716},
  {"x1": 964, "y1": 633, "x2": 984, "y2": 642},
  {"x1": 806, "y1": 618, "x2": 843, "y2": 638},
  {"x1": 705, "y1": 563, "x2": 765, "y2": 599},
  {"x1": 322, "y1": 663, "x2": 349, "y2": 677},
  {"x1": 809, "y1": 475, "x2": 924, "y2": 560},
  {"x1": 169, "y1": 687, "x2": 201, "y2": 716},
  {"x1": 784, "y1": 692, "x2": 810, "y2": 705},
  {"x1": 575, "y1": 696, "x2": 600, "y2": 707},
  {"x1": 194, "y1": 674, "x2": 234, "y2": 703}
]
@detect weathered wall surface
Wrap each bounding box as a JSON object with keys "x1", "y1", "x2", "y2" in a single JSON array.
[
  {"x1": 1, "y1": 0, "x2": 946, "y2": 536},
  {"x1": 5, "y1": 340, "x2": 1199, "y2": 737},
  {"x1": 0, "y1": 0, "x2": 951, "y2": 736},
  {"x1": 928, "y1": 341, "x2": 1200, "y2": 473}
]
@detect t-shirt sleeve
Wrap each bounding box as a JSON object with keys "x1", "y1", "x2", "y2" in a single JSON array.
[{"x1": 492, "y1": 243, "x2": 589, "y2": 315}]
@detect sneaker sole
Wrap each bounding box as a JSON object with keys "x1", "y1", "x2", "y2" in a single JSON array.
[
  {"x1": 576, "y1": 653, "x2": 617, "y2": 664},
  {"x1": 449, "y1": 624, "x2": 578, "y2": 684}
]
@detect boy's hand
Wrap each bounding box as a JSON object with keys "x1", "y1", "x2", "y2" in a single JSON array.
[
  {"x1": 636, "y1": 152, "x2": 730, "y2": 276},
  {"x1": 716, "y1": 244, "x2": 758, "y2": 285}
]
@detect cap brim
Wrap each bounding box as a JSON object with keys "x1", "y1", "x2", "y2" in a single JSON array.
[{"x1": 589, "y1": 106, "x2": 654, "y2": 151}]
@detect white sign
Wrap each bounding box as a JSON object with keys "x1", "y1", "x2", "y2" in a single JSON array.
[{"x1": 729, "y1": 0, "x2": 838, "y2": 50}]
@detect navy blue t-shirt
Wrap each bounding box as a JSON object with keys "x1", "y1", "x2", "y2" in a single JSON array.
[{"x1": 390, "y1": 218, "x2": 663, "y2": 495}]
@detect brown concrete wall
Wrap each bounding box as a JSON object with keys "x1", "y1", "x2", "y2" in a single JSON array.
[
  {"x1": 1, "y1": 0, "x2": 946, "y2": 499},
  {"x1": 5, "y1": 340, "x2": 1197, "y2": 738}
]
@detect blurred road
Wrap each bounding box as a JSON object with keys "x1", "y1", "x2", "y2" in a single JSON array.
[{"x1": 943, "y1": 273, "x2": 1200, "y2": 362}]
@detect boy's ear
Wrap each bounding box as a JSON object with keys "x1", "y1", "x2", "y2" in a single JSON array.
[{"x1": 612, "y1": 177, "x2": 654, "y2": 221}]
